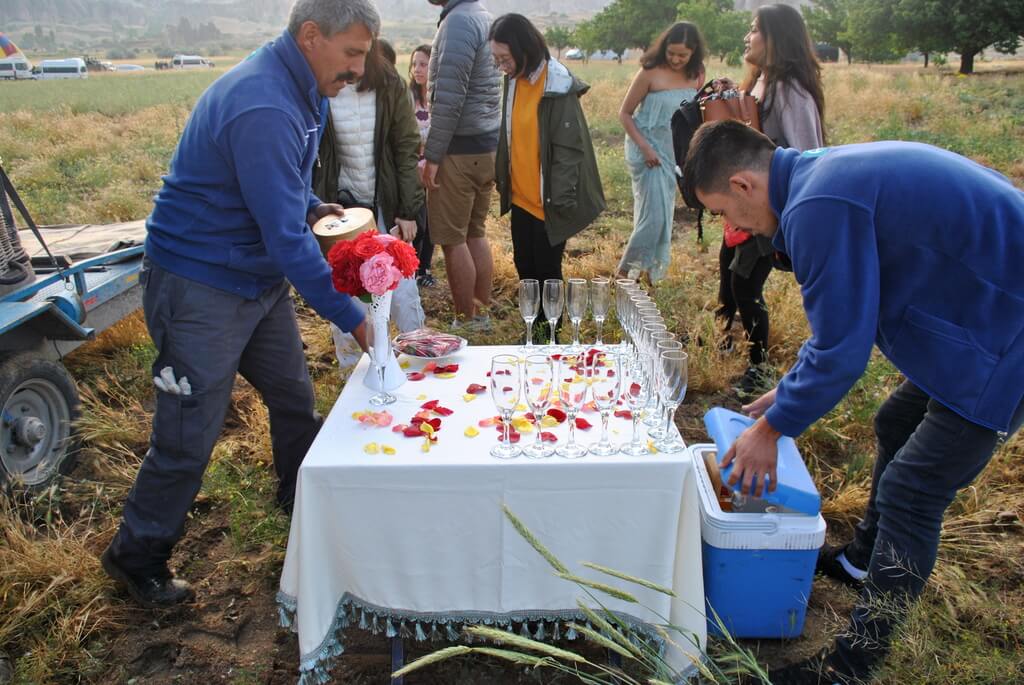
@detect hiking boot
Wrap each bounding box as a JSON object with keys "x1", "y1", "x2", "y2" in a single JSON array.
[
  {"x1": 101, "y1": 545, "x2": 194, "y2": 609},
  {"x1": 735, "y1": 364, "x2": 775, "y2": 398},
  {"x1": 768, "y1": 649, "x2": 859, "y2": 685},
  {"x1": 816, "y1": 543, "x2": 867, "y2": 590}
]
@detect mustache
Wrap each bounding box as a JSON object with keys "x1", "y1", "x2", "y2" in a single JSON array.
[{"x1": 334, "y1": 70, "x2": 358, "y2": 83}]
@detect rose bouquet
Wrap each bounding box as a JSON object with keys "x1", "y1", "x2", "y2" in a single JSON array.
[
  {"x1": 327, "y1": 230, "x2": 419, "y2": 300},
  {"x1": 327, "y1": 231, "x2": 419, "y2": 404}
]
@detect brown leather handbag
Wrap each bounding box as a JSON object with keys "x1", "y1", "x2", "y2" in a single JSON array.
[{"x1": 701, "y1": 92, "x2": 761, "y2": 131}]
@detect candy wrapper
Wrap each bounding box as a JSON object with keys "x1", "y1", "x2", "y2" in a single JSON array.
[{"x1": 394, "y1": 328, "x2": 466, "y2": 358}]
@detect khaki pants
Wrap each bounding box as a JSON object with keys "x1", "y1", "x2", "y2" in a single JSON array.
[{"x1": 426, "y1": 152, "x2": 495, "y2": 246}]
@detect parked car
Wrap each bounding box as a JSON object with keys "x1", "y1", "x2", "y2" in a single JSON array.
[
  {"x1": 0, "y1": 56, "x2": 33, "y2": 80},
  {"x1": 564, "y1": 48, "x2": 584, "y2": 60},
  {"x1": 37, "y1": 58, "x2": 88, "y2": 80},
  {"x1": 171, "y1": 54, "x2": 213, "y2": 69}
]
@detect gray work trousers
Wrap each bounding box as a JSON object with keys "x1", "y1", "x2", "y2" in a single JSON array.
[{"x1": 108, "y1": 260, "x2": 321, "y2": 577}]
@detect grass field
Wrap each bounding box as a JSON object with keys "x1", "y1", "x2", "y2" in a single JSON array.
[{"x1": 1, "y1": 58, "x2": 1023, "y2": 685}]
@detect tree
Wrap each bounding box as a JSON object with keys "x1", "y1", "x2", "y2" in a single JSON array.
[
  {"x1": 544, "y1": 25, "x2": 572, "y2": 59},
  {"x1": 677, "y1": 0, "x2": 750, "y2": 66},
  {"x1": 802, "y1": 0, "x2": 854, "y2": 64},
  {"x1": 893, "y1": 0, "x2": 1024, "y2": 74},
  {"x1": 588, "y1": 0, "x2": 680, "y2": 52},
  {"x1": 845, "y1": 0, "x2": 903, "y2": 63},
  {"x1": 571, "y1": 23, "x2": 601, "y2": 63}
]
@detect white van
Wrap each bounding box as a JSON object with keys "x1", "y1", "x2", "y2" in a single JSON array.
[
  {"x1": 38, "y1": 58, "x2": 88, "y2": 80},
  {"x1": 171, "y1": 54, "x2": 213, "y2": 69},
  {"x1": 0, "y1": 56, "x2": 33, "y2": 80}
]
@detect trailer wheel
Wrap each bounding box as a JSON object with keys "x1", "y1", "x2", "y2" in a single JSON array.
[{"x1": 0, "y1": 353, "x2": 80, "y2": 489}]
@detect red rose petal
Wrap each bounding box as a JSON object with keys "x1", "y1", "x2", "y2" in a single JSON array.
[
  {"x1": 402, "y1": 426, "x2": 423, "y2": 438},
  {"x1": 407, "y1": 372, "x2": 425, "y2": 381},
  {"x1": 540, "y1": 431, "x2": 558, "y2": 443},
  {"x1": 497, "y1": 430, "x2": 521, "y2": 443},
  {"x1": 524, "y1": 412, "x2": 536, "y2": 422},
  {"x1": 546, "y1": 408, "x2": 567, "y2": 423},
  {"x1": 421, "y1": 399, "x2": 439, "y2": 410},
  {"x1": 574, "y1": 417, "x2": 593, "y2": 430},
  {"x1": 433, "y1": 405, "x2": 454, "y2": 417},
  {"x1": 466, "y1": 383, "x2": 487, "y2": 394},
  {"x1": 614, "y1": 409, "x2": 633, "y2": 419},
  {"x1": 423, "y1": 362, "x2": 438, "y2": 373},
  {"x1": 427, "y1": 418, "x2": 442, "y2": 430}
]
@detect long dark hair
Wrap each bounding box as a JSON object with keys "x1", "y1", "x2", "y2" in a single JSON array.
[
  {"x1": 357, "y1": 38, "x2": 399, "y2": 93},
  {"x1": 488, "y1": 13, "x2": 550, "y2": 79},
  {"x1": 741, "y1": 4, "x2": 825, "y2": 132},
  {"x1": 409, "y1": 44, "x2": 431, "y2": 107},
  {"x1": 640, "y1": 22, "x2": 705, "y2": 81}
]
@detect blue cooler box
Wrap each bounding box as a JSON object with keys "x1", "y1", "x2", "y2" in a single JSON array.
[{"x1": 691, "y1": 408, "x2": 826, "y2": 639}]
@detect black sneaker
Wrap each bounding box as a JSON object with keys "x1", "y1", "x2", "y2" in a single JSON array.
[
  {"x1": 735, "y1": 364, "x2": 774, "y2": 398},
  {"x1": 816, "y1": 543, "x2": 866, "y2": 590},
  {"x1": 768, "y1": 650, "x2": 857, "y2": 685},
  {"x1": 416, "y1": 272, "x2": 435, "y2": 287},
  {"x1": 101, "y1": 545, "x2": 194, "y2": 608}
]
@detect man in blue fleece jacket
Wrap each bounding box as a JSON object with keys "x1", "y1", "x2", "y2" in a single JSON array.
[
  {"x1": 682, "y1": 120, "x2": 1024, "y2": 685},
  {"x1": 101, "y1": 0, "x2": 380, "y2": 608}
]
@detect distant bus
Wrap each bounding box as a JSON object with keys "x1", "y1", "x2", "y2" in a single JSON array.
[
  {"x1": 171, "y1": 54, "x2": 213, "y2": 69},
  {"x1": 38, "y1": 58, "x2": 88, "y2": 79},
  {"x1": 0, "y1": 56, "x2": 33, "y2": 80}
]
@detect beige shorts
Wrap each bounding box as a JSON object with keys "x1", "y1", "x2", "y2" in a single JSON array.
[{"x1": 427, "y1": 152, "x2": 495, "y2": 246}]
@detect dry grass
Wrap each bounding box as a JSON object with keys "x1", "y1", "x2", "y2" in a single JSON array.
[{"x1": 0, "y1": 59, "x2": 1022, "y2": 684}]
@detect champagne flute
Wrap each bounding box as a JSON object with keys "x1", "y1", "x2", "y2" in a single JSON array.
[
  {"x1": 654, "y1": 350, "x2": 688, "y2": 453},
  {"x1": 489, "y1": 354, "x2": 522, "y2": 459},
  {"x1": 647, "y1": 336, "x2": 682, "y2": 439},
  {"x1": 556, "y1": 354, "x2": 589, "y2": 459},
  {"x1": 522, "y1": 354, "x2": 555, "y2": 459},
  {"x1": 639, "y1": 321, "x2": 668, "y2": 425},
  {"x1": 566, "y1": 278, "x2": 589, "y2": 351},
  {"x1": 542, "y1": 279, "x2": 564, "y2": 351},
  {"x1": 518, "y1": 279, "x2": 540, "y2": 351},
  {"x1": 588, "y1": 350, "x2": 622, "y2": 456},
  {"x1": 621, "y1": 357, "x2": 652, "y2": 456},
  {"x1": 590, "y1": 277, "x2": 611, "y2": 347}
]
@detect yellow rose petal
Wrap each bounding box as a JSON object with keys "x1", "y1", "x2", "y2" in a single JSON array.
[
  {"x1": 351, "y1": 411, "x2": 365, "y2": 420},
  {"x1": 540, "y1": 415, "x2": 560, "y2": 428},
  {"x1": 421, "y1": 439, "x2": 431, "y2": 452},
  {"x1": 417, "y1": 394, "x2": 427, "y2": 400},
  {"x1": 435, "y1": 372, "x2": 457, "y2": 379},
  {"x1": 363, "y1": 442, "x2": 379, "y2": 454},
  {"x1": 420, "y1": 423, "x2": 435, "y2": 435},
  {"x1": 647, "y1": 440, "x2": 658, "y2": 454},
  {"x1": 463, "y1": 393, "x2": 477, "y2": 402},
  {"x1": 515, "y1": 403, "x2": 528, "y2": 411},
  {"x1": 464, "y1": 426, "x2": 480, "y2": 437},
  {"x1": 382, "y1": 445, "x2": 396, "y2": 455},
  {"x1": 399, "y1": 360, "x2": 411, "y2": 369}
]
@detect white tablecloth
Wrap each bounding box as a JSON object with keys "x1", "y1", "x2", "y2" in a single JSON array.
[{"x1": 278, "y1": 345, "x2": 705, "y2": 683}]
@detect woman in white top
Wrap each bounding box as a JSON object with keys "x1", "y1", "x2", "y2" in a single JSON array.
[{"x1": 408, "y1": 44, "x2": 436, "y2": 287}]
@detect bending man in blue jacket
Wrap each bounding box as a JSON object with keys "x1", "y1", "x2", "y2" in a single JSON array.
[
  {"x1": 101, "y1": 0, "x2": 379, "y2": 608},
  {"x1": 682, "y1": 120, "x2": 1024, "y2": 685}
]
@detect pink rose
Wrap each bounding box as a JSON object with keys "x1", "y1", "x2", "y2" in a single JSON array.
[{"x1": 359, "y1": 252, "x2": 403, "y2": 295}]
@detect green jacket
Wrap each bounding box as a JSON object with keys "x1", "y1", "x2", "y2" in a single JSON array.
[
  {"x1": 495, "y1": 59, "x2": 605, "y2": 246},
  {"x1": 313, "y1": 73, "x2": 424, "y2": 228}
]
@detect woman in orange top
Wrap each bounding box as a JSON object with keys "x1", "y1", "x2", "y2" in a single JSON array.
[{"x1": 489, "y1": 13, "x2": 605, "y2": 284}]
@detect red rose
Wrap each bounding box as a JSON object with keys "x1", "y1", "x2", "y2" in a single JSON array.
[
  {"x1": 352, "y1": 231, "x2": 385, "y2": 260},
  {"x1": 386, "y1": 238, "x2": 419, "y2": 278},
  {"x1": 327, "y1": 241, "x2": 366, "y2": 297}
]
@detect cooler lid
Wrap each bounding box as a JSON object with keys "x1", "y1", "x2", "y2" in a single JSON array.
[{"x1": 704, "y1": 407, "x2": 821, "y2": 516}]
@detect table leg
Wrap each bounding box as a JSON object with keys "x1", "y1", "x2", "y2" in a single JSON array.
[{"x1": 390, "y1": 636, "x2": 405, "y2": 685}]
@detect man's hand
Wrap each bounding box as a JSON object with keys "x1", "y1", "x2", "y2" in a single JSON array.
[
  {"x1": 351, "y1": 320, "x2": 369, "y2": 353},
  {"x1": 390, "y1": 218, "x2": 417, "y2": 242},
  {"x1": 307, "y1": 202, "x2": 345, "y2": 228},
  {"x1": 720, "y1": 417, "x2": 781, "y2": 497},
  {"x1": 420, "y1": 160, "x2": 440, "y2": 190},
  {"x1": 742, "y1": 386, "x2": 777, "y2": 419}
]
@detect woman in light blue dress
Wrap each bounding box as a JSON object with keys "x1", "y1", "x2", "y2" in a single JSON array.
[{"x1": 617, "y1": 23, "x2": 706, "y2": 284}]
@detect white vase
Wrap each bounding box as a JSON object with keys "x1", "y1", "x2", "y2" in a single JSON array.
[{"x1": 363, "y1": 290, "x2": 404, "y2": 403}]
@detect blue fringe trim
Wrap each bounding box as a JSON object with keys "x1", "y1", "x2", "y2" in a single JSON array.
[{"x1": 275, "y1": 590, "x2": 682, "y2": 685}]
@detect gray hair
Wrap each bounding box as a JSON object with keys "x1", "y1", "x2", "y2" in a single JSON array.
[{"x1": 287, "y1": 0, "x2": 381, "y2": 38}]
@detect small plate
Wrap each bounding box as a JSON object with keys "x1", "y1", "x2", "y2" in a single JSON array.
[{"x1": 393, "y1": 336, "x2": 468, "y2": 360}]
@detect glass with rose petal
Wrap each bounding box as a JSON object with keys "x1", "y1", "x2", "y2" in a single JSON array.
[
  {"x1": 489, "y1": 354, "x2": 522, "y2": 459},
  {"x1": 555, "y1": 354, "x2": 589, "y2": 459},
  {"x1": 588, "y1": 350, "x2": 622, "y2": 456},
  {"x1": 521, "y1": 354, "x2": 555, "y2": 458}
]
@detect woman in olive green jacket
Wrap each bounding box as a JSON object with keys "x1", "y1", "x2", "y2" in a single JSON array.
[
  {"x1": 312, "y1": 46, "x2": 424, "y2": 234},
  {"x1": 490, "y1": 14, "x2": 605, "y2": 284}
]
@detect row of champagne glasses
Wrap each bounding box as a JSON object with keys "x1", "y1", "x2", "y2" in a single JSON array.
[
  {"x1": 519, "y1": 278, "x2": 611, "y2": 352},
  {"x1": 488, "y1": 349, "x2": 688, "y2": 459}
]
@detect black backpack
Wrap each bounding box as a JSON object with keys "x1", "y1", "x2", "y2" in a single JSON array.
[{"x1": 670, "y1": 81, "x2": 717, "y2": 242}]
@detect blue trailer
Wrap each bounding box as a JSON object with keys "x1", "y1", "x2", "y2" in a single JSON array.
[{"x1": 1, "y1": 164, "x2": 146, "y2": 488}]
